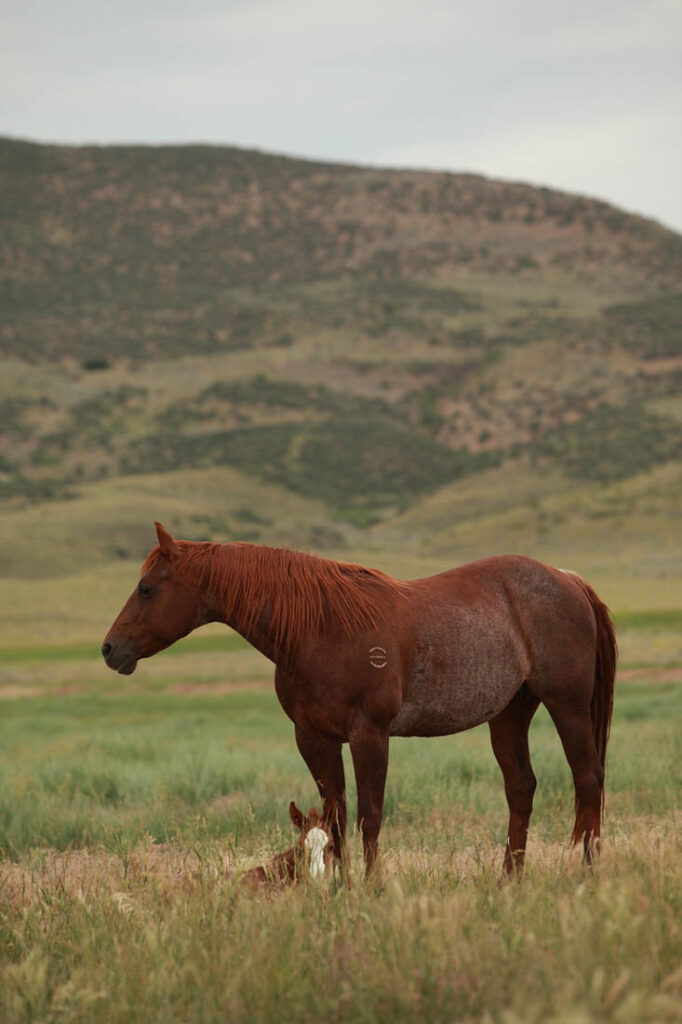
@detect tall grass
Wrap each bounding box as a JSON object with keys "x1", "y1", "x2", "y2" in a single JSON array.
[
  {"x1": 0, "y1": 639, "x2": 680, "y2": 1022},
  {"x1": 1, "y1": 819, "x2": 680, "y2": 1023},
  {"x1": 0, "y1": 682, "x2": 679, "y2": 856}
]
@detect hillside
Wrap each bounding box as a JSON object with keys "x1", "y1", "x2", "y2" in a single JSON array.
[{"x1": 0, "y1": 136, "x2": 681, "y2": 579}]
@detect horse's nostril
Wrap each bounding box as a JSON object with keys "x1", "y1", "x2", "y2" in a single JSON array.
[{"x1": 101, "y1": 642, "x2": 112, "y2": 658}]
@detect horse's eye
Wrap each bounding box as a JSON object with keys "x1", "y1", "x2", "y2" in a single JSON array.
[{"x1": 137, "y1": 582, "x2": 155, "y2": 598}]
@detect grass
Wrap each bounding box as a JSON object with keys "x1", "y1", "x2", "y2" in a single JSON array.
[
  {"x1": 614, "y1": 610, "x2": 682, "y2": 631},
  {"x1": 0, "y1": 682, "x2": 680, "y2": 856},
  {"x1": 1, "y1": 610, "x2": 680, "y2": 668},
  {"x1": 0, "y1": 564, "x2": 681, "y2": 1022},
  {"x1": 603, "y1": 292, "x2": 682, "y2": 358},
  {"x1": 2, "y1": 825, "x2": 681, "y2": 1024},
  {"x1": 2, "y1": 135, "x2": 681, "y2": 1019},
  {"x1": 0, "y1": 632, "x2": 249, "y2": 666},
  {"x1": 1, "y1": 825, "x2": 681, "y2": 1024},
  {"x1": 0, "y1": 656, "x2": 680, "y2": 1022},
  {"x1": 1, "y1": 454, "x2": 681, "y2": 588},
  {"x1": 531, "y1": 404, "x2": 681, "y2": 484}
]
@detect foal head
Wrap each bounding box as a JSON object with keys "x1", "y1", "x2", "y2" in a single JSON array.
[
  {"x1": 240, "y1": 801, "x2": 333, "y2": 891},
  {"x1": 289, "y1": 802, "x2": 333, "y2": 881},
  {"x1": 102, "y1": 522, "x2": 207, "y2": 675}
]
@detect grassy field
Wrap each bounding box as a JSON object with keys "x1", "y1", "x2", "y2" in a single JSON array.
[
  {"x1": 2, "y1": 136, "x2": 681, "y2": 1022},
  {"x1": 1, "y1": 605, "x2": 681, "y2": 1023},
  {"x1": 1, "y1": 474, "x2": 680, "y2": 1022}
]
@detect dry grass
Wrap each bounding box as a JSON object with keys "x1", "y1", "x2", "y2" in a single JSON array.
[
  {"x1": 0, "y1": 651, "x2": 680, "y2": 1022},
  {"x1": 1, "y1": 818, "x2": 681, "y2": 1023}
]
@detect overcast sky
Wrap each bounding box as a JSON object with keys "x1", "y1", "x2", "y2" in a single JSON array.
[{"x1": 2, "y1": 0, "x2": 681, "y2": 231}]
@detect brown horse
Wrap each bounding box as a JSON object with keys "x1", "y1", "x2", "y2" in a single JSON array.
[
  {"x1": 239, "y1": 802, "x2": 333, "y2": 890},
  {"x1": 103, "y1": 523, "x2": 616, "y2": 877}
]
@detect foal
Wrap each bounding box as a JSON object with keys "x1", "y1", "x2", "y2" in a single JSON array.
[{"x1": 240, "y1": 802, "x2": 333, "y2": 890}]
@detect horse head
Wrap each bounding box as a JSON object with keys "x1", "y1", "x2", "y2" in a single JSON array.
[{"x1": 101, "y1": 522, "x2": 208, "y2": 675}]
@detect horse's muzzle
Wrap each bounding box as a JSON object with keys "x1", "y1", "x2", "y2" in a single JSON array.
[{"x1": 101, "y1": 640, "x2": 138, "y2": 675}]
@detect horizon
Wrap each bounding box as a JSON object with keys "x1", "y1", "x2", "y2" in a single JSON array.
[
  {"x1": 3, "y1": 132, "x2": 679, "y2": 237},
  {"x1": 2, "y1": 0, "x2": 680, "y2": 233}
]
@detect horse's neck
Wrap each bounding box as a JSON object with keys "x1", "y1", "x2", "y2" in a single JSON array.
[
  {"x1": 204, "y1": 541, "x2": 393, "y2": 665},
  {"x1": 206, "y1": 545, "x2": 284, "y2": 663},
  {"x1": 230, "y1": 609, "x2": 280, "y2": 664}
]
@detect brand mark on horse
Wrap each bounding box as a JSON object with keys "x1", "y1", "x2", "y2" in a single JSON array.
[{"x1": 369, "y1": 646, "x2": 388, "y2": 668}]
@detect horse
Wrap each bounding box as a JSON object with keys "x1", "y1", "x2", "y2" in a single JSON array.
[
  {"x1": 239, "y1": 802, "x2": 333, "y2": 890},
  {"x1": 102, "y1": 522, "x2": 616, "y2": 878}
]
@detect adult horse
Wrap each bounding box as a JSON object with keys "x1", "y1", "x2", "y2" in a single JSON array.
[{"x1": 102, "y1": 523, "x2": 616, "y2": 877}]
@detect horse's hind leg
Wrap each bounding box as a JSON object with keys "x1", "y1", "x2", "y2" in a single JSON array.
[
  {"x1": 544, "y1": 697, "x2": 604, "y2": 864},
  {"x1": 488, "y1": 683, "x2": 539, "y2": 876}
]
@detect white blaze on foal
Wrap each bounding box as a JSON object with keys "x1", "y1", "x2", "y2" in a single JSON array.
[
  {"x1": 287, "y1": 801, "x2": 333, "y2": 883},
  {"x1": 304, "y1": 825, "x2": 330, "y2": 880}
]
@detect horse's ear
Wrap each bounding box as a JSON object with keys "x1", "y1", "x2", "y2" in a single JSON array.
[
  {"x1": 289, "y1": 801, "x2": 305, "y2": 831},
  {"x1": 154, "y1": 521, "x2": 178, "y2": 559}
]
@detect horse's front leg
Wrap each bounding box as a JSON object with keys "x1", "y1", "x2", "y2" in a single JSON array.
[
  {"x1": 294, "y1": 725, "x2": 348, "y2": 880},
  {"x1": 348, "y1": 717, "x2": 390, "y2": 878}
]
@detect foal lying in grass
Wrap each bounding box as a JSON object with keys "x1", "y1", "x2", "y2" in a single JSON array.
[{"x1": 240, "y1": 803, "x2": 333, "y2": 890}]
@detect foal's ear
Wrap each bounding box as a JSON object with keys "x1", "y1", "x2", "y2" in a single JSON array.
[
  {"x1": 154, "y1": 521, "x2": 179, "y2": 559},
  {"x1": 289, "y1": 801, "x2": 305, "y2": 831}
]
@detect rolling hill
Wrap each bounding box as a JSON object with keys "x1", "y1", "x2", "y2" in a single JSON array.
[{"x1": 0, "y1": 136, "x2": 680, "y2": 585}]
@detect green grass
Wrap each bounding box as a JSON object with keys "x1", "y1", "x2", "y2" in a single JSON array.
[
  {"x1": 613, "y1": 609, "x2": 682, "y2": 631},
  {"x1": 0, "y1": 632, "x2": 249, "y2": 666},
  {"x1": 603, "y1": 291, "x2": 682, "y2": 358},
  {"x1": 0, "y1": 681, "x2": 679, "y2": 858},
  {"x1": 0, "y1": 604, "x2": 681, "y2": 1023},
  {"x1": 0, "y1": 669, "x2": 680, "y2": 1023},
  {"x1": 531, "y1": 404, "x2": 681, "y2": 484},
  {"x1": 2, "y1": 135, "x2": 681, "y2": 1020}
]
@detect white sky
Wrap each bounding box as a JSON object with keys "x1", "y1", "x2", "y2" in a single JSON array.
[{"x1": 2, "y1": 0, "x2": 681, "y2": 232}]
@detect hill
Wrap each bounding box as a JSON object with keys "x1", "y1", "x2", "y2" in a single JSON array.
[{"x1": 0, "y1": 136, "x2": 680, "y2": 583}]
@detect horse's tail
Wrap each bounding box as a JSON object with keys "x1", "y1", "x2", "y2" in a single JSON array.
[{"x1": 568, "y1": 575, "x2": 617, "y2": 837}]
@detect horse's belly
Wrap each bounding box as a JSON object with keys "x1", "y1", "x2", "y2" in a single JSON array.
[{"x1": 389, "y1": 672, "x2": 520, "y2": 736}]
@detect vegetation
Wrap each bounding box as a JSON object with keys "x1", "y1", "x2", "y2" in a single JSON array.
[
  {"x1": 2, "y1": 830, "x2": 681, "y2": 1023},
  {"x1": 0, "y1": 677, "x2": 680, "y2": 856},
  {"x1": 603, "y1": 292, "x2": 682, "y2": 358},
  {"x1": 0, "y1": 621, "x2": 680, "y2": 1023},
  {"x1": 1, "y1": 137, "x2": 680, "y2": 1023},
  {"x1": 1, "y1": 137, "x2": 681, "y2": 527},
  {"x1": 530, "y1": 404, "x2": 681, "y2": 483}
]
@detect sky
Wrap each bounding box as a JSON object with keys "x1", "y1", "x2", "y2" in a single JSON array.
[{"x1": 2, "y1": 0, "x2": 681, "y2": 232}]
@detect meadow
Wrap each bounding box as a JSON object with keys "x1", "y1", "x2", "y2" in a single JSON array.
[
  {"x1": 1, "y1": 137, "x2": 681, "y2": 1021},
  {"x1": 1, "y1": 598, "x2": 681, "y2": 1023}
]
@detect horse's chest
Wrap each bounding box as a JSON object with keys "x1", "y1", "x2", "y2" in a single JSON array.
[
  {"x1": 390, "y1": 615, "x2": 525, "y2": 737},
  {"x1": 274, "y1": 665, "x2": 350, "y2": 739}
]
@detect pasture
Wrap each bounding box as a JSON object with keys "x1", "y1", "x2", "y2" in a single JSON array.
[
  {"x1": 2, "y1": 136, "x2": 681, "y2": 1023},
  {"x1": 1, "y1": 602, "x2": 681, "y2": 1023}
]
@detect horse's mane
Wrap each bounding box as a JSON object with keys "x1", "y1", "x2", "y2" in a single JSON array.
[{"x1": 143, "y1": 542, "x2": 407, "y2": 656}]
